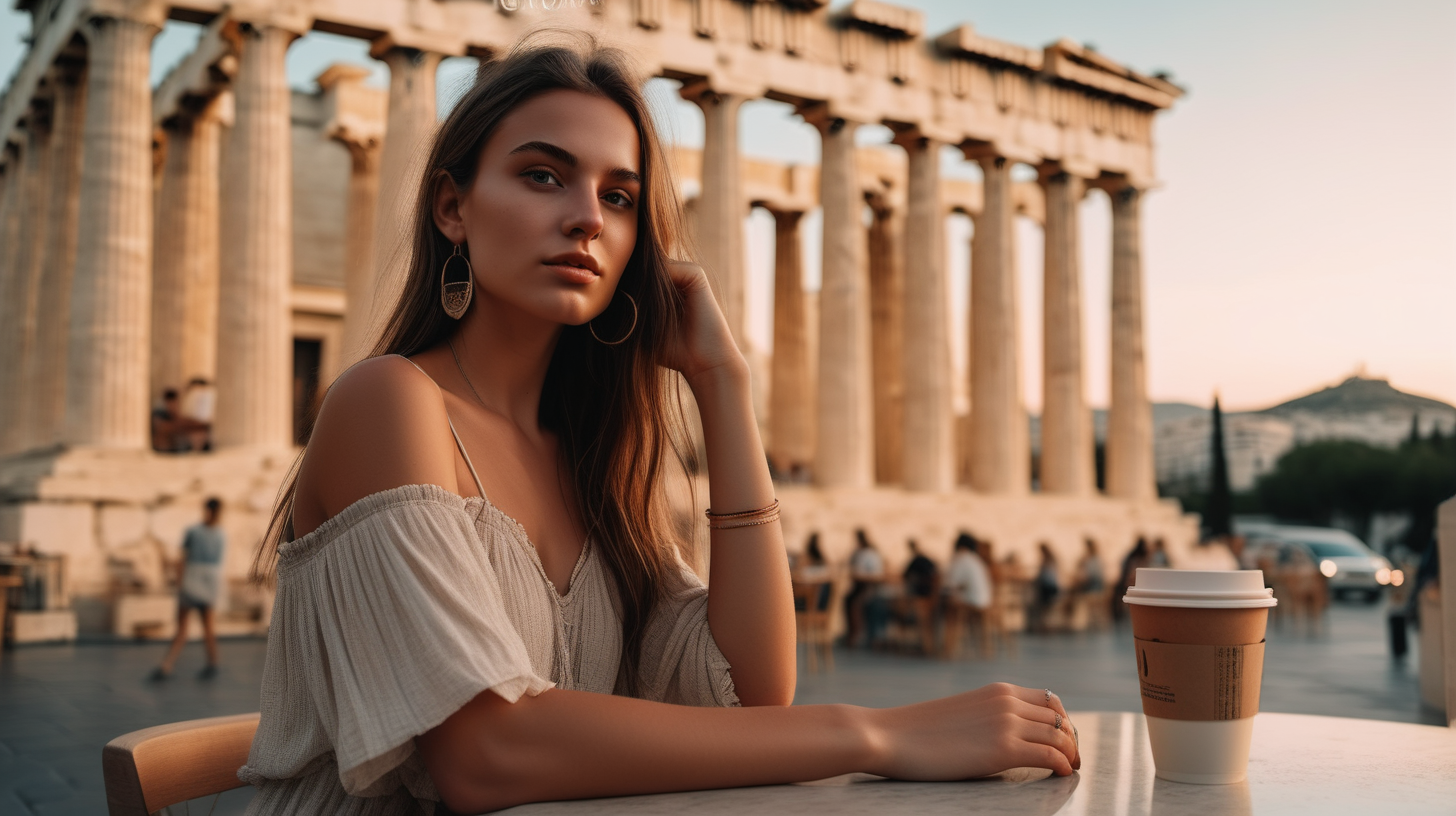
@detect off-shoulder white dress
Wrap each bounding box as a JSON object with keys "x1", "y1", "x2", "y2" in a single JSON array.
[{"x1": 238, "y1": 361, "x2": 739, "y2": 814}]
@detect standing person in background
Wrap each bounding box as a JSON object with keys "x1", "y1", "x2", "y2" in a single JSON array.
[
  {"x1": 843, "y1": 529, "x2": 884, "y2": 647},
  {"x1": 901, "y1": 540, "x2": 940, "y2": 655},
  {"x1": 151, "y1": 497, "x2": 226, "y2": 680}
]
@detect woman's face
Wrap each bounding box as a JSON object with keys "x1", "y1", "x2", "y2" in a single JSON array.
[{"x1": 438, "y1": 89, "x2": 643, "y2": 327}]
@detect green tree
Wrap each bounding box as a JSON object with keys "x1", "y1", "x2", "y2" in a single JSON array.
[{"x1": 1205, "y1": 396, "x2": 1234, "y2": 537}]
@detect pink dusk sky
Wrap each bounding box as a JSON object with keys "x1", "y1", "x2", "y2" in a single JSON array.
[{"x1": 3, "y1": 0, "x2": 1452, "y2": 413}]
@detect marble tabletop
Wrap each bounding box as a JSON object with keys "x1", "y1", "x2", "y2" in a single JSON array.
[{"x1": 500, "y1": 712, "x2": 1456, "y2": 816}]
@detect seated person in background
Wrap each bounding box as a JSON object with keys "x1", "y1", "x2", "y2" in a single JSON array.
[
  {"x1": 1149, "y1": 538, "x2": 1170, "y2": 568},
  {"x1": 1032, "y1": 543, "x2": 1062, "y2": 632},
  {"x1": 1075, "y1": 538, "x2": 1106, "y2": 595},
  {"x1": 947, "y1": 534, "x2": 993, "y2": 613},
  {"x1": 844, "y1": 529, "x2": 885, "y2": 647},
  {"x1": 901, "y1": 540, "x2": 940, "y2": 655},
  {"x1": 944, "y1": 533, "x2": 993, "y2": 657},
  {"x1": 181, "y1": 377, "x2": 216, "y2": 451},
  {"x1": 150, "y1": 389, "x2": 185, "y2": 452},
  {"x1": 792, "y1": 533, "x2": 832, "y2": 612}
]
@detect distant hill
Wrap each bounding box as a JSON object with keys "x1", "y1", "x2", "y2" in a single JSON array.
[{"x1": 1259, "y1": 376, "x2": 1456, "y2": 418}]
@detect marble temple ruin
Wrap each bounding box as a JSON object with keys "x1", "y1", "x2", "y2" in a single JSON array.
[{"x1": 0, "y1": 0, "x2": 1199, "y2": 641}]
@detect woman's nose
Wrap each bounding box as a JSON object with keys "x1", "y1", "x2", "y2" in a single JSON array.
[{"x1": 562, "y1": 186, "x2": 605, "y2": 240}]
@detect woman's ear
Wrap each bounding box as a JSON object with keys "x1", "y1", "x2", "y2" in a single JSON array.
[{"x1": 432, "y1": 172, "x2": 468, "y2": 245}]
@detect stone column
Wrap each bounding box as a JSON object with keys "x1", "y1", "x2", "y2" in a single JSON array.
[
  {"x1": 806, "y1": 110, "x2": 873, "y2": 488},
  {"x1": 26, "y1": 61, "x2": 87, "y2": 448},
  {"x1": 1, "y1": 112, "x2": 54, "y2": 454},
  {"x1": 682, "y1": 85, "x2": 747, "y2": 347},
  {"x1": 150, "y1": 93, "x2": 225, "y2": 403},
  {"x1": 215, "y1": 23, "x2": 297, "y2": 450},
  {"x1": 1105, "y1": 183, "x2": 1156, "y2": 499},
  {"x1": 1038, "y1": 168, "x2": 1094, "y2": 494},
  {"x1": 897, "y1": 134, "x2": 953, "y2": 492},
  {"x1": 65, "y1": 15, "x2": 158, "y2": 449},
  {"x1": 768, "y1": 209, "x2": 812, "y2": 475},
  {"x1": 320, "y1": 63, "x2": 385, "y2": 365},
  {"x1": 2, "y1": 109, "x2": 54, "y2": 454},
  {"x1": 369, "y1": 47, "x2": 441, "y2": 325},
  {"x1": 338, "y1": 135, "x2": 382, "y2": 362},
  {"x1": 968, "y1": 153, "x2": 1028, "y2": 494},
  {"x1": 867, "y1": 193, "x2": 905, "y2": 485}
]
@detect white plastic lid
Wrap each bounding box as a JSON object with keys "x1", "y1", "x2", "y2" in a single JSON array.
[{"x1": 1122, "y1": 568, "x2": 1277, "y2": 608}]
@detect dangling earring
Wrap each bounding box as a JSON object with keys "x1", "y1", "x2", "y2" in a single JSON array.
[
  {"x1": 440, "y1": 244, "x2": 473, "y2": 319},
  {"x1": 589, "y1": 292, "x2": 638, "y2": 345}
]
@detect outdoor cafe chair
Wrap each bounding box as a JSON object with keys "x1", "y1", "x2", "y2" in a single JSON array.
[{"x1": 103, "y1": 711, "x2": 259, "y2": 816}]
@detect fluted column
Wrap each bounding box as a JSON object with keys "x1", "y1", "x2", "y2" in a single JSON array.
[
  {"x1": 683, "y1": 85, "x2": 747, "y2": 347},
  {"x1": 867, "y1": 194, "x2": 905, "y2": 485},
  {"x1": 64, "y1": 17, "x2": 158, "y2": 448},
  {"x1": 1106, "y1": 183, "x2": 1156, "y2": 499},
  {"x1": 768, "y1": 209, "x2": 812, "y2": 474},
  {"x1": 369, "y1": 47, "x2": 441, "y2": 323},
  {"x1": 26, "y1": 61, "x2": 87, "y2": 448},
  {"x1": 969, "y1": 153, "x2": 1028, "y2": 494},
  {"x1": 338, "y1": 135, "x2": 382, "y2": 362},
  {"x1": 897, "y1": 134, "x2": 953, "y2": 492},
  {"x1": 150, "y1": 93, "x2": 225, "y2": 403},
  {"x1": 807, "y1": 110, "x2": 873, "y2": 488},
  {"x1": 1038, "y1": 168, "x2": 1094, "y2": 494},
  {"x1": 1, "y1": 113, "x2": 54, "y2": 454},
  {"x1": 216, "y1": 23, "x2": 297, "y2": 449}
]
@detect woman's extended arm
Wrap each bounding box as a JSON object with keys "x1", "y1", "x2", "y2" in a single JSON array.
[
  {"x1": 418, "y1": 682, "x2": 1079, "y2": 814},
  {"x1": 664, "y1": 260, "x2": 795, "y2": 706}
]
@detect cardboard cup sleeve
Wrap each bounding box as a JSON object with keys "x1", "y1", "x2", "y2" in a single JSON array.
[{"x1": 1134, "y1": 638, "x2": 1266, "y2": 721}]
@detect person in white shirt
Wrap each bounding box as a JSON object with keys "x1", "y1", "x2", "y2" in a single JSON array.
[
  {"x1": 843, "y1": 529, "x2": 884, "y2": 647},
  {"x1": 944, "y1": 533, "x2": 994, "y2": 658}
]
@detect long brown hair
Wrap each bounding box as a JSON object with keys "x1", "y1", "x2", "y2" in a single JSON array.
[{"x1": 254, "y1": 32, "x2": 696, "y2": 694}]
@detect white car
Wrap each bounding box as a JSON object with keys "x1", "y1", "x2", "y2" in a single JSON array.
[{"x1": 1243, "y1": 525, "x2": 1397, "y2": 602}]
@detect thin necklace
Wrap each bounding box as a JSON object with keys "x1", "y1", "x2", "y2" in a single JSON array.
[{"x1": 447, "y1": 337, "x2": 490, "y2": 411}]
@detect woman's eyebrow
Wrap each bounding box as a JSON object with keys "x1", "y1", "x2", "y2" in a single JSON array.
[{"x1": 508, "y1": 140, "x2": 641, "y2": 184}]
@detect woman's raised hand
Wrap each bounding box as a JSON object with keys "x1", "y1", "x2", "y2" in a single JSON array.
[
  {"x1": 863, "y1": 683, "x2": 1081, "y2": 780},
  {"x1": 660, "y1": 260, "x2": 745, "y2": 383}
]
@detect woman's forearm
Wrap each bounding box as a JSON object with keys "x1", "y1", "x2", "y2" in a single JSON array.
[
  {"x1": 421, "y1": 688, "x2": 874, "y2": 813},
  {"x1": 686, "y1": 362, "x2": 797, "y2": 706}
]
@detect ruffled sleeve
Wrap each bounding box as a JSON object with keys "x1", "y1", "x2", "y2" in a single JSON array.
[
  {"x1": 632, "y1": 550, "x2": 740, "y2": 708},
  {"x1": 240, "y1": 484, "x2": 553, "y2": 801}
]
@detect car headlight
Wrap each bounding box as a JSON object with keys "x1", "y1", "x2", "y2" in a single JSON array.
[
  {"x1": 1391, "y1": 569, "x2": 1405, "y2": 587},
  {"x1": 1375, "y1": 568, "x2": 1391, "y2": 585},
  {"x1": 1320, "y1": 559, "x2": 1338, "y2": 578}
]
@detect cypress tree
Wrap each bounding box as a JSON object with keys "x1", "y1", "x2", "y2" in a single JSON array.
[{"x1": 1205, "y1": 395, "x2": 1234, "y2": 537}]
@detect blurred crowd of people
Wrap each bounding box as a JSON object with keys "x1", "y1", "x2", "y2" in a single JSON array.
[
  {"x1": 787, "y1": 529, "x2": 1173, "y2": 658},
  {"x1": 150, "y1": 378, "x2": 215, "y2": 452}
]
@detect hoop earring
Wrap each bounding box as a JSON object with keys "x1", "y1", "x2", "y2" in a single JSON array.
[
  {"x1": 440, "y1": 244, "x2": 473, "y2": 319},
  {"x1": 589, "y1": 292, "x2": 638, "y2": 345}
]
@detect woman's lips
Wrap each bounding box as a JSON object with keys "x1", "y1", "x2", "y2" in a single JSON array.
[{"x1": 544, "y1": 262, "x2": 598, "y2": 285}]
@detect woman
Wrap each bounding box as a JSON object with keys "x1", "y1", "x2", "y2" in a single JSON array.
[{"x1": 240, "y1": 36, "x2": 1078, "y2": 815}]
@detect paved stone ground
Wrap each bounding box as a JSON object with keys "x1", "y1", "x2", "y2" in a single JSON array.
[{"x1": 0, "y1": 601, "x2": 1441, "y2": 815}]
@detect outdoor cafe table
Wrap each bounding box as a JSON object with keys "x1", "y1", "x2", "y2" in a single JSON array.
[{"x1": 499, "y1": 712, "x2": 1456, "y2": 815}]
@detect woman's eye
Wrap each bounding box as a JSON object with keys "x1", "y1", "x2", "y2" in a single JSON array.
[
  {"x1": 526, "y1": 170, "x2": 558, "y2": 186},
  {"x1": 605, "y1": 192, "x2": 633, "y2": 207}
]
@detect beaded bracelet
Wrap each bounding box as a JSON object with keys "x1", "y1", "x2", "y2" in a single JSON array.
[{"x1": 705, "y1": 498, "x2": 781, "y2": 530}]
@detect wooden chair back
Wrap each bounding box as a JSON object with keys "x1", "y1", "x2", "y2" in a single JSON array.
[
  {"x1": 793, "y1": 580, "x2": 836, "y2": 672},
  {"x1": 103, "y1": 712, "x2": 260, "y2": 816}
]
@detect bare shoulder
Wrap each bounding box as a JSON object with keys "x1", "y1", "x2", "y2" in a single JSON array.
[{"x1": 293, "y1": 354, "x2": 460, "y2": 536}]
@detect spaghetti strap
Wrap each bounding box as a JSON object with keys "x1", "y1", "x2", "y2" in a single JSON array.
[{"x1": 394, "y1": 354, "x2": 489, "y2": 500}]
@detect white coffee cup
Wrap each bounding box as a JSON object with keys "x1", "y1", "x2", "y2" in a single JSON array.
[{"x1": 1124, "y1": 569, "x2": 1276, "y2": 784}]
